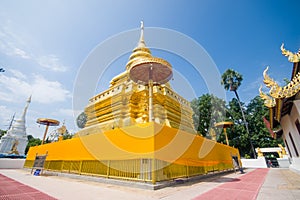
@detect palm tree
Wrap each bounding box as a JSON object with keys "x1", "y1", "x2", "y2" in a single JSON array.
[{"x1": 221, "y1": 69, "x2": 256, "y2": 158}]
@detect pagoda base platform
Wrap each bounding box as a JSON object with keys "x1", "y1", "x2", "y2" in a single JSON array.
[{"x1": 25, "y1": 122, "x2": 240, "y2": 184}]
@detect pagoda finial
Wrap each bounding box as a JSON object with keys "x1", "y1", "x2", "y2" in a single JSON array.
[
  {"x1": 281, "y1": 43, "x2": 300, "y2": 63},
  {"x1": 138, "y1": 20, "x2": 145, "y2": 48},
  {"x1": 21, "y1": 95, "x2": 32, "y2": 121},
  {"x1": 125, "y1": 21, "x2": 151, "y2": 70},
  {"x1": 27, "y1": 95, "x2": 32, "y2": 103}
]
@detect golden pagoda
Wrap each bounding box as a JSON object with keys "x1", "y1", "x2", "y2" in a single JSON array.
[
  {"x1": 81, "y1": 21, "x2": 195, "y2": 134},
  {"x1": 25, "y1": 22, "x2": 240, "y2": 186}
]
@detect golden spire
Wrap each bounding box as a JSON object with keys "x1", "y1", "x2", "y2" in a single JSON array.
[
  {"x1": 138, "y1": 21, "x2": 145, "y2": 48},
  {"x1": 127, "y1": 21, "x2": 173, "y2": 122},
  {"x1": 126, "y1": 21, "x2": 152, "y2": 70},
  {"x1": 281, "y1": 43, "x2": 300, "y2": 63}
]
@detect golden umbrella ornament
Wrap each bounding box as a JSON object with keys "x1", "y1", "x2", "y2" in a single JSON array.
[
  {"x1": 214, "y1": 121, "x2": 233, "y2": 146},
  {"x1": 37, "y1": 118, "x2": 60, "y2": 145}
]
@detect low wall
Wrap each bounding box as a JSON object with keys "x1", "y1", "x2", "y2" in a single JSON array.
[
  {"x1": 0, "y1": 159, "x2": 26, "y2": 169},
  {"x1": 277, "y1": 158, "x2": 290, "y2": 168},
  {"x1": 25, "y1": 123, "x2": 240, "y2": 184},
  {"x1": 289, "y1": 157, "x2": 300, "y2": 172},
  {"x1": 241, "y1": 157, "x2": 267, "y2": 168}
]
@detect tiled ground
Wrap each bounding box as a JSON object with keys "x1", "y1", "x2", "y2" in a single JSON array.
[
  {"x1": 192, "y1": 168, "x2": 269, "y2": 200},
  {"x1": 0, "y1": 174, "x2": 56, "y2": 200}
]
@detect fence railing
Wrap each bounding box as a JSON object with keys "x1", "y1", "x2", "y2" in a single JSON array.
[{"x1": 24, "y1": 158, "x2": 234, "y2": 184}]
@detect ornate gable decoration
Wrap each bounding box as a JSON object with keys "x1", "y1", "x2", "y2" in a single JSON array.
[
  {"x1": 261, "y1": 44, "x2": 300, "y2": 106},
  {"x1": 281, "y1": 44, "x2": 300, "y2": 63},
  {"x1": 259, "y1": 85, "x2": 275, "y2": 108},
  {"x1": 262, "y1": 66, "x2": 300, "y2": 100}
]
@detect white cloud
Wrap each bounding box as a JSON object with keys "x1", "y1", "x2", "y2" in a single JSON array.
[
  {"x1": 0, "y1": 70, "x2": 71, "y2": 104},
  {"x1": 10, "y1": 69, "x2": 27, "y2": 80},
  {"x1": 0, "y1": 24, "x2": 31, "y2": 59},
  {"x1": 242, "y1": 77, "x2": 263, "y2": 93},
  {"x1": 0, "y1": 91, "x2": 17, "y2": 102},
  {"x1": 57, "y1": 108, "x2": 75, "y2": 117},
  {"x1": 31, "y1": 74, "x2": 71, "y2": 104},
  {"x1": 0, "y1": 72, "x2": 32, "y2": 101},
  {"x1": 0, "y1": 22, "x2": 67, "y2": 72},
  {"x1": 37, "y1": 55, "x2": 68, "y2": 72},
  {"x1": 13, "y1": 48, "x2": 31, "y2": 59},
  {"x1": 0, "y1": 105, "x2": 14, "y2": 124}
]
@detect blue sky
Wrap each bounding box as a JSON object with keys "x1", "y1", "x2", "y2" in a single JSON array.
[{"x1": 0, "y1": 0, "x2": 299, "y2": 138}]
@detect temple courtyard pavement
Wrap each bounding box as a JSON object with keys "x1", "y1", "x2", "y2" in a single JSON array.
[{"x1": 0, "y1": 168, "x2": 300, "y2": 200}]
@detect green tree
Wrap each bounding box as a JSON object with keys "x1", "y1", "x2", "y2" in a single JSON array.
[
  {"x1": 25, "y1": 135, "x2": 42, "y2": 154},
  {"x1": 226, "y1": 98, "x2": 243, "y2": 123},
  {"x1": 224, "y1": 98, "x2": 249, "y2": 156},
  {"x1": 246, "y1": 96, "x2": 281, "y2": 148},
  {"x1": 0, "y1": 129, "x2": 6, "y2": 139},
  {"x1": 283, "y1": 78, "x2": 290, "y2": 85},
  {"x1": 76, "y1": 112, "x2": 87, "y2": 129},
  {"x1": 63, "y1": 129, "x2": 73, "y2": 140},
  {"x1": 191, "y1": 94, "x2": 226, "y2": 137},
  {"x1": 221, "y1": 69, "x2": 256, "y2": 158}
]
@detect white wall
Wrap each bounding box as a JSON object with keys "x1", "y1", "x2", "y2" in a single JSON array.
[
  {"x1": 281, "y1": 100, "x2": 300, "y2": 158},
  {"x1": 241, "y1": 157, "x2": 267, "y2": 168},
  {"x1": 0, "y1": 159, "x2": 25, "y2": 169}
]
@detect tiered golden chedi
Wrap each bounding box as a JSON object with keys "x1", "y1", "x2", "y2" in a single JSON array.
[
  {"x1": 25, "y1": 23, "x2": 240, "y2": 185},
  {"x1": 81, "y1": 22, "x2": 195, "y2": 134}
]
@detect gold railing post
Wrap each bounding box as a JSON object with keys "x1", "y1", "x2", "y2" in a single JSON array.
[
  {"x1": 69, "y1": 161, "x2": 72, "y2": 173},
  {"x1": 61, "y1": 160, "x2": 64, "y2": 172},
  {"x1": 186, "y1": 160, "x2": 189, "y2": 178},
  {"x1": 152, "y1": 158, "x2": 156, "y2": 184},
  {"x1": 106, "y1": 160, "x2": 110, "y2": 178},
  {"x1": 79, "y1": 161, "x2": 83, "y2": 174}
]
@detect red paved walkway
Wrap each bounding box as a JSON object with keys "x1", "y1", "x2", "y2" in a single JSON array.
[
  {"x1": 193, "y1": 168, "x2": 269, "y2": 200},
  {"x1": 0, "y1": 174, "x2": 56, "y2": 200}
]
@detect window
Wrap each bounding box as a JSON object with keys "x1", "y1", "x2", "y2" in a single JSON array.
[
  {"x1": 289, "y1": 132, "x2": 299, "y2": 157},
  {"x1": 285, "y1": 139, "x2": 292, "y2": 158},
  {"x1": 295, "y1": 119, "x2": 300, "y2": 136}
]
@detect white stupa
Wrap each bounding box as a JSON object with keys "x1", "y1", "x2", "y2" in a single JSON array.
[{"x1": 0, "y1": 96, "x2": 31, "y2": 155}]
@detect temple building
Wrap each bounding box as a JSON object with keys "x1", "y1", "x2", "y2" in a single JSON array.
[
  {"x1": 260, "y1": 44, "x2": 300, "y2": 172},
  {"x1": 25, "y1": 23, "x2": 240, "y2": 185},
  {"x1": 0, "y1": 96, "x2": 31, "y2": 156}
]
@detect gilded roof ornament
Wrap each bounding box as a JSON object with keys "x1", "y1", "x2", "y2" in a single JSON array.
[
  {"x1": 282, "y1": 72, "x2": 300, "y2": 98},
  {"x1": 263, "y1": 66, "x2": 284, "y2": 98},
  {"x1": 281, "y1": 43, "x2": 300, "y2": 63},
  {"x1": 259, "y1": 85, "x2": 275, "y2": 108},
  {"x1": 263, "y1": 66, "x2": 300, "y2": 99}
]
